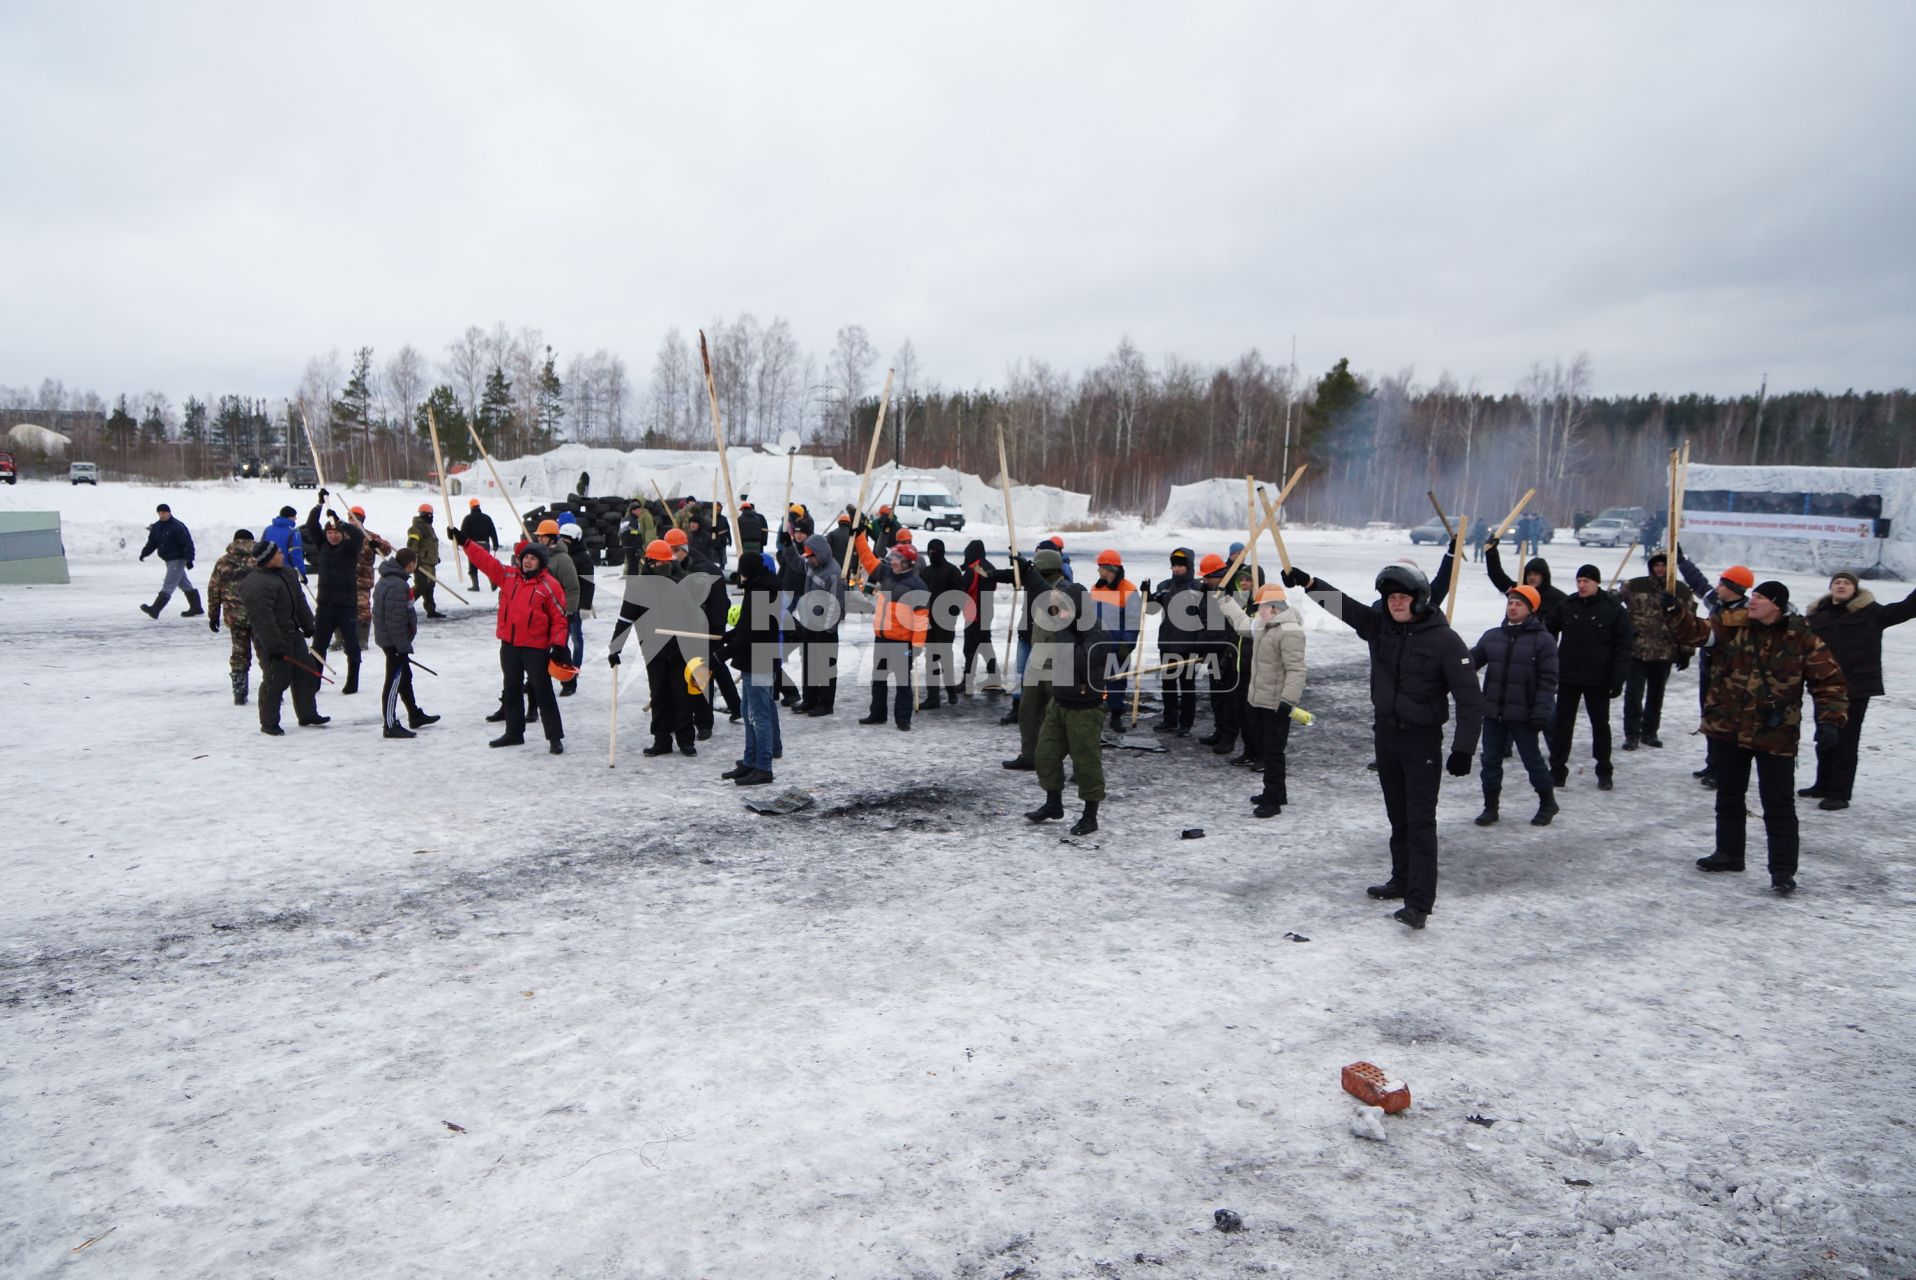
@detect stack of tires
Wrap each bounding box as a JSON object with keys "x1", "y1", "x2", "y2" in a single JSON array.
[{"x1": 522, "y1": 493, "x2": 630, "y2": 565}]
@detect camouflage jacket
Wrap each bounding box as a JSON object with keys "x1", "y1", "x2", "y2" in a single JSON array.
[
  {"x1": 1667, "y1": 604, "x2": 1847, "y2": 756},
  {"x1": 407, "y1": 516, "x2": 440, "y2": 570},
  {"x1": 206, "y1": 540, "x2": 254, "y2": 630},
  {"x1": 1618, "y1": 574, "x2": 1697, "y2": 663},
  {"x1": 354, "y1": 530, "x2": 394, "y2": 623}
]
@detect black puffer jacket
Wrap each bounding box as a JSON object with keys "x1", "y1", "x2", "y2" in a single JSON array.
[
  {"x1": 1806, "y1": 587, "x2": 1916, "y2": 698},
  {"x1": 1486, "y1": 546, "x2": 1567, "y2": 635},
  {"x1": 566, "y1": 540, "x2": 596, "y2": 613},
  {"x1": 683, "y1": 547, "x2": 731, "y2": 637},
  {"x1": 919, "y1": 539, "x2": 966, "y2": 642},
  {"x1": 1149, "y1": 550, "x2": 1207, "y2": 654},
  {"x1": 1315, "y1": 576, "x2": 1484, "y2": 753},
  {"x1": 237, "y1": 563, "x2": 315, "y2": 658},
  {"x1": 302, "y1": 505, "x2": 365, "y2": 611},
  {"x1": 736, "y1": 506, "x2": 770, "y2": 552},
  {"x1": 723, "y1": 553, "x2": 783, "y2": 674},
  {"x1": 371, "y1": 558, "x2": 416, "y2": 652},
  {"x1": 1555, "y1": 588, "x2": 1633, "y2": 689},
  {"x1": 1470, "y1": 614, "x2": 1558, "y2": 724},
  {"x1": 139, "y1": 517, "x2": 195, "y2": 565}
]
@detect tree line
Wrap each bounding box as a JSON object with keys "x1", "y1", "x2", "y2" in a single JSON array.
[{"x1": 6, "y1": 331, "x2": 1910, "y2": 525}]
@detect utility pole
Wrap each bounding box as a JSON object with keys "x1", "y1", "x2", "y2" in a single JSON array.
[
  {"x1": 1750, "y1": 372, "x2": 1768, "y2": 465},
  {"x1": 1280, "y1": 334, "x2": 1298, "y2": 513}
]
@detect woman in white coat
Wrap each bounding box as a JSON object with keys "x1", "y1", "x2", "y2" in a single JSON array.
[{"x1": 1222, "y1": 583, "x2": 1308, "y2": 818}]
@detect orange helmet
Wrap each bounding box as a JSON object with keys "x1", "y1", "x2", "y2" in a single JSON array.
[
  {"x1": 644, "y1": 539, "x2": 675, "y2": 563},
  {"x1": 1199, "y1": 553, "x2": 1227, "y2": 576},
  {"x1": 548, "y1": 656, "x2": 580, "y2": 682},
  {"x1": 417, "y1": 503, "x2": 434, "y2": 514},
  {"x1": 349, "y1": 505, "x2": 366, "y2": 519},
  {"x1": 663, "y1": 527, "x2": 689, "y2": 547},
  {"x1": 1255, "y1": 584, "x2": 1288, "y2": 605},
  {"x1": 1096, "y1": 549, "x2": 1123, "y2": 568},
  {"x1": 878, "y1": 504, "x2": 893, "y2": 515},
  {"x1": 1720, "y1": 565, "x2": 1755, "y2": 590},
  {"x1": 1508, "y1": 584, "x2": 1541, "y2": 611},
  {"x1": 1048, "y1": 535, "x2": 1065, "y2": 549},
  {"x1": 894, "y1": 528, "x2": 913, "y2": 543},
  {"x1": 536, "y1": 519, "x2": 561, "y2": 537}
]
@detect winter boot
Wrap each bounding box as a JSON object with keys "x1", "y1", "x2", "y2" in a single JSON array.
[
  {"x1": 1695, "y1": 852, "x2": 1745, "y2": 873},
  {"x1": 1474, "y1": 788, "x2": 1500, "y2": 826},
  {"x1": 1640, "y1": 731, "x2": 1662, "y2": 748},
  {"x1": 560, "y1": 679, "x2": 577, "y2": 697},
  {"x1": 1797, "y1": 783, "x2": 1826, "y2": 798},
  {"x1": 946, "y1": 686, "x2": 960, "y2": 705},
  {"x1": 1622, "y1": 733, "x2": 1639, "y2": 752},
  {"x1": 1001, "y1": 755, "x2": 1035, "y2": 771},
  {"x1": 409, "y1": 710, "x2": 440, "y2": 728},
  {"x1": 1531, "y1": 788, "x2": 1559, "y2": 826},
  {"x1": 720, "y1": 763, "x2": 751, "y2": 780},
  {"x1": 230, "y1": 670, "x2": 249, "y2": 706},
  {"x1": 1070, "y1": 801, "x2": 1099, "y2": 836},
  {"x1": 140, "y1": 594, "x2": 168, "y2": 619},
  {"x1": 383, "y1": 724, "x2": 417, "y2": 739},
  {"x1": 1025, "y1": 790, "x2": 1065, "y2": 823},
  {"x1": 1198, "y1": 731, "x2": 1222, "y2": 746},
  {"x1": 1108, "y1": 706, "x2": 1127, "y2": 735},
  {"x1": 1392, "y1": 906, "x2": 1429, "y2": 930},
  {"x1": 341, "y1": 652, "x2": 360, "y2": 696},
  {"x1": 489, "y1": 733, "x2": 526, "y2": 748},
  {"x1": 917, "y1": 696, "x2": 939, "y2": 713},
  {"x1": 180, "y1": 588, "x2": 205, "y2": 618},
  {"x1": 1366, "y1": 880, "x2": 1406, "y2": 900},
  {"x1": 1550, "y1": 764, "x2": 1569, "y2": 788},
  {"x1": 485, "y1": 707, "x2": 509, "y2": 723},
  {"x1": 734, "y1": 768, "x2": 774, "y2": 786},
  {"x1": 641, "y1": 737, "x2": 674, "y2": 757},
  {"x1": 1253, "y1": 798, "x2": 1283, "y2": 819},
  {"x1": 549, "y1": 740, "x2": 564, "y2": 755}
]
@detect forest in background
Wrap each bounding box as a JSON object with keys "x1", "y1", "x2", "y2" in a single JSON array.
[{"x1": 5, "y1": 318, "x2": 1910, "y2": 526}]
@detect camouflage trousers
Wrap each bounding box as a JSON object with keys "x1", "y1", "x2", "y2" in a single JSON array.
[{"x1": 228, "y1": 625, "x2": 254, "y2": 673}]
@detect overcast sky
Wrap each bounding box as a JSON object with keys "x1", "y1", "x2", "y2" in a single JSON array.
[{"x1": 4, "y1": 0, "x2": 1912, "y2": 407}]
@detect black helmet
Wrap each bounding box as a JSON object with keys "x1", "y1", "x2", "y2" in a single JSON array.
[{"x1": 1375, "y1": 563, "x2": 1432, "y2": 615}]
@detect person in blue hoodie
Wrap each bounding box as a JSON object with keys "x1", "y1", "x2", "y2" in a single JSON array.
[
  {"x1": 259, "y1": 505, "x2": 308, "y2": 580},
  {"x1": 721, "y1": 551, "x2": 784, "y2": 785}
]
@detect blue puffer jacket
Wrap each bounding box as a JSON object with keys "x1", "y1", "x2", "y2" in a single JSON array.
[
  {"x1": 259, "y1": 515, "x2": 306, "y2": 574},
  {"x1": 1470, "y1": 613, "x2": 1559, "y2": 725}
]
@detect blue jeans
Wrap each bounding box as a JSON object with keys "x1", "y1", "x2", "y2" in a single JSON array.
[
  {"x1": 1009, "y1": 633, "x2": 1032, "y2": 704},
  {"x1": 568, "y1": 614, "x2": 584, "y2": 667},
  {"x1": 1482, "y1": 718, "x2": 1551, "y2": 793},
  {"x1": 742, "y1": 673, "x2": 781, "y2": 772}
]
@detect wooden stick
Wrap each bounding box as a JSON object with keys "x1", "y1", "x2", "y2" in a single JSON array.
[
  {"x1": 1609, "y1": 542, "x2": 1638, "y2": 589},
  {"x1": 1254, "y1": 485, "x2": 1294, "y2": 574},
  {"x1": 1214, "y1": 465, "x2": 1306, "y2": 595},
  {"x1": 698, "y1": 332, "x2": 745, "y2": 558},
  {"x1": 658, "y1": 628, "x2": 722, "y2": 641},
  {"x1": 783, "y1": 450, "x2": 794, "y2": 516},
  {"x1": 995, "y1": 424, "x2": 1022, "y2": 664},
  {"x1": 1667, "y1": 441, "x2": 1690, "y2": 592},
  {"x1": 1490, "y1": 488, "x2": 1537, "y2": 543},
  {"x1": 1665, "y1": 447, "x2": 1679, "y2": 592},
  {"x1": 423, "y1": 405, "x2": 466, "y2": 579},
  {"x1": 461, "y1": 415, "x2": 527, "y2": 542},
  {"x1": 1445, "y1": 513, "x2": 1467, "y2": 621},
  {"x1": 414, "y1": 565, "x2": 470, "y2": 606},
  {"x1": 844, "y1": 369, "x2": 897, "y2": 582},
  {"x1": 1426, "y1": 490, "x2": 1456, "y2": 541},
  {"x1": 1246, "y1": 475, "x2": 1259, "y2": 582}
]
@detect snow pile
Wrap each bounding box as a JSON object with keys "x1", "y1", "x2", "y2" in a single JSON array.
[
  {"x1": 1685, "y1": 462, "x2": 1916, "y2": 579},
  {"x1": 1159, "y1": 477, "x2": 1287, "y2": 529},
  {"x1": 7, "y1": 422, "x2": 71, "y2": 456}
]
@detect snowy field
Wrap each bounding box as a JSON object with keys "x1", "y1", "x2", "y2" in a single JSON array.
[{"x1": 4, "y1": 478, "x2": 1915, "y2": 1279}]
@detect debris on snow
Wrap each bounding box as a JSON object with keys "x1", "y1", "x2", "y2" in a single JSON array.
[
  {"x1": 1342, "y1": 1060, "x2": 1412, "y2": 1113},
  {"x1": 1465, "y1": 1114, "x2": 1498, "y2": 1128},
  {"x1": 1352, "y1": 1107, "x2": 1389, "y2": 1141},
  {"x1": 1213, "y1": 1208, "x2": 1245, "y2": 1232}
]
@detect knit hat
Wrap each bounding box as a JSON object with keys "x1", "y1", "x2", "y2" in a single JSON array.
[
  {"x1": 1508, "y1": 585, "x2": 1541, "y2": 611},
  {"x1": 1752, "y1": 580, "x2": 1790, "y2": 608},
  {"x1": 279, "y1": 505, "x2": 297, "y2": 518},
  {"x1": 1646, "y1": 550, "x2": 1668, "y2": 568},
  {"x1": 233, "y1": 528, "x2": 254, "y2": 541},
  {"x1": 1254, "y1": 583, "x2": 1287, "y2": 605},
  {"x1": 1576, "y1": 563, "x2": 1602, "y2": 582},
  {"x1": 1228, "y1": 541, "x2": 1246, "y2": 558},
  {"x1": 469, "y1": 497, "x2": 481, "y2": 507},
  {"x1": 1720, "y1": 565, "x2": 1755, "y2": 590},
  {"x1": 156, "y1": 503, "x2": 171, "y2": 513},
  {"x1": 1830, "y1": 570, "x2": 1860, "y2": 589},
  {"x1": 252, "y1": 541, "x2": 280, "y2": 565},
  {"x1": 1033, "y1": 547, "x2": 1064, "y2": 578}
]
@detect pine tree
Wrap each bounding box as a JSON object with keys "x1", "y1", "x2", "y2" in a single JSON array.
[
  {"x1": 416, "y1": 385, "x2": 471, "y2": 461},
  {"x1": 181, "y1": 396, "x2": 208, "y2": 444},
  {"x1": 477, "y1": 366, "x2": 516, "y2": 456},
  {"x1": 139, "y1": 402, "x2": 167, "y2": 446},
  {"x1": 334, "y1": 347, "x2": 375, "y2": 437},
  {"x1": 537, "y1": 346, "x2": 564, "y2": 445},
  {"x1": 105, "y1": 396, "x2": 138, "y2": 459}
]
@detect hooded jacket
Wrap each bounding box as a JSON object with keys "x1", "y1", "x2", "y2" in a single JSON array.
[
  {"x1": 407, "y1": 514, "x2": 440, "y2": 570},
  {"x1": 1554, "y1": 586, "x2": 1633, "y2": 689},
  {"x1": 723, "y1": 552, "x2": 783, "y2": 673},
  {"x1": 1485, "y1": 545, "x2": 1566, "y2": 635},
  {"x1": 1222, "y1": 595, "x2": 1306, "y2": 712},
  {"x1": 1668, "y1": 603, "x2": 1847, "y2": 756},
  {"x1": 1312, "y1": 574, "x2": 1484, "y2": 753},
  {"x1": 565, "y1": 538, "x2": 596, "y2": 613},
  {"x1": 371, "y1": 558, "x2": 417, "y2": 653},
  {"x1": 258, "y1": 514, "x2": 304, "y2": 574},
  {"x1": 959, "y1": 539, "x2": 997, "y2": 631},
  {"x1": 854, "y1": 532, "x2": 929, "y2": 645},
  {"x1": 798, "y1": 532, "x2": 845, "y2": 634},
  {"x1": 1469, "y1": 613, "x2": 1558, "y2": 725},
  {"x1": 1806, "y1": 586, "x2": 1916, "y2": 699},
  {"x1": 207, "y1": 539, "x2": 255, "y2": 630},
  {"x1": 139, "y1": 516, "x2": 196, "y2": 565},
  {"x1": 1025, "y1": 574, "x2": 1112, "y2": 708},
  {"x1": 540, "y1": 538, "x2": 581, "y2": 614},
  {"x1": 1148, "y1": 549, "x2": 1207, "y2": 653},
  {"x1": 465, "y1": 540, "x2": 568, "y2": 649},
  {"x1": 919, "y1": 538, "x2": 966, "y2": 642}
]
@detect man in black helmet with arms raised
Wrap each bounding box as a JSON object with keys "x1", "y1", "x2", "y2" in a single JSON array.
[{"x1": 1283, "y1": 559, "x2": 1484, "y2": 929}]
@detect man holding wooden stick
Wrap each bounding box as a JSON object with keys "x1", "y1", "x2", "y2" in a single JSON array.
[{"x1": 406, "y1": 505, "x2": 445, "y2": 619}]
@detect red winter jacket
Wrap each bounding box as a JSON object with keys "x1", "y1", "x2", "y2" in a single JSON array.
[{"x1": 464, "y1": 539, "x2": 568, "y2": 649}]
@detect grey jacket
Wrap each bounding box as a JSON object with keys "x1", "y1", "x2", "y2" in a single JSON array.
[
  {"x1": 1223, "y1": 596, "x2": 1307, "y2": 711},
  {"x1": 544, "y1": 540, "x2": 581, "y2": 614},
  {"x1": 372, "y1": 558, "x2": 417, "y2": 652},
  {"x1": 799, "y1": 533, "x2": 845, "y2": 631}
]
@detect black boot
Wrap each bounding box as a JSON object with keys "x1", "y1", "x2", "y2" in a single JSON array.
[
  {"x1": 384, "y1": 724, "x2": 417, "y2": 739},
  {"x1": 1474, "y1": 787, "x2": 1500, "y2": 826},
  {"x1": 1392, "y1": 906, "x2": 1429, "y2": 930},
  {"x1": 1366, "y1": 880, "x2": 1406, "y2": 900},
  {"x1": 946, "y1": 686, "x2": 959, "y2": 705},
  {"x1": 1695, "y1": 851, "x2": 1745, "y2": 873},
  {"x1": 489, "y1": 733, "x2": 524, "y2": 748},
  {"x1": 1640, "y1": 730, "x2": 1662, "y2": 748},
  {"x1": 230, "y1": 670, "x2": 248, "y2": 706},
  {"x1": 140, "y1": 593, "x2": 168, "y2": 618},
  {"x1": 1070, "y1": 801, "x2": 1099, "y2": 835},
  {"x1": 341, "y1": 652, "x2": 360, "y2": 696},
  {"x1": 1622, "y1": 734, "x2": 1639, "y2": 752},
  {"x1": 1026, "y1": 789, "x2": 1065, "y2": 823},
  {"x1": 917, "y1": 697, "x2": 939, "y2": 712},
  {"x1": 180, "y1": 588, "x2": 205, "y2": 618},
  {"x1": 1531, "y1": 788, "x2": 1559, "y2": 826},
  {"x1": 1108, "y1": 707, "x2": 1127, "y2": 735},
  {"x1": 559, "y1": 679, "x2": 577, "y2": 697},
  {"x1": 409, "y1": 710, "x2": 440, "y2": 728},
  {"x1": 1001, "y1": 756, "x2": 1035, "y2": 771},
  {"x1": 485, "y1": 707, "x2": 508, "y2": 723},
  {"x1": 642, "y1": 737, "x2": 674, "y2": 757}
]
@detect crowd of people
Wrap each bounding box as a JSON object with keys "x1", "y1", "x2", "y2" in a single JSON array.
[{"x1": 138, "y1": 493, "x2": 1912, "y2": 927}]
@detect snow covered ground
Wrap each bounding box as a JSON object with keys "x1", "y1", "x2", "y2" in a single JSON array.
[{"x1": 4, "y1": 479, "x2": 1915, "y2": 1279}]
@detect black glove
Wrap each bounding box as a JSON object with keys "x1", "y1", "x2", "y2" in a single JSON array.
[
  {"x1": 209, "y1": 616, "x2": 220, "y2": 633},
  {"x1": 1139, "y1": 578, "x2": 1153, "y2": 596},
  {"x1": 1659, "y1": 591, "x2": 1681, "y2": 615},
  {"x1": 549, "y1": 645, "x2": 569, "y2": 666},
  {"x1": 1446, "y1": 751, "x2": 1472, "y2": 777},
  {"x1": 1281, "y1": 566, "x2": 1311, "y2": 590},
  {"x1": 448, "y1": 527, "x2": 466, "y2": 546},
  {"x1": 1608, "y1": 684, "x2": 1624, "y2": 700},
  {"x1": 1277, "y1": 700, "x2": 1294, "y2": 717},
  {"x1": 187, "y1": 560, "x2": 194, "y2": 570},
  {"x1": 1674, "y1": 652, "x2": 1691, "y2": 672},
  {"x1": 1815, "y1": 721, "x2": 1839, "y2": 748},
  {"x1": 139, "y1": 551, "x2": 150, "y2": 561},
  {"x1": 1529, "y1": 718, "x2": 1548, "y2": 733},
  {"x1": 607, "y1": 651, "x2": 621, "y2": 668},
  {"x1": 318, "y1": 487, "x2": 329, "y2": 504}
]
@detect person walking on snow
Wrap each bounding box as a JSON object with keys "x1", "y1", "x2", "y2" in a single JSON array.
[
  {"x1": 258, "y1": 505, "x2": 307, "y2": 581},
  {"x1": 1282, "y1": 561, "x2": 1483, "y2": 930},
  {"x1": 1802, "y1": 570, "x2": 1916, "y2": 811},
  {"x1": 138, "y1": 503, "x2": 201, "y2": 619},
  {"x1": 1022, "y1": 547, "x2": 1114, "y2": 836},
  {"x1": 449, "y1": 525, "x2": 569, "y2": 754},
  {"x1": 206, "y1": 528, "x2": 257, "y2": 704},
  {"x1": 236, "y1": 540, "x2": 326, "y2": 734},
  {"x1": 372, "y1": 547, "x2": 439, "y2": 739},
  {"x1": 1467, "y1": 585, "x2": 1560, "y2": 827},
  {"x1": 1666, "y1": 579, "x2": 1846, "y2": 895}
]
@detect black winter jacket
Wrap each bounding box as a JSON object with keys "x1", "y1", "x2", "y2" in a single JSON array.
[
  {"x1": 1149, "y1": 553, "x2": 1207, "y2": 653},
  {"x1": 1486, "y1": 546, "x2": 1567, "y2": 635},
  {"x1": 919, "y1": 540, "x2": 966, "y2": 642},
  {"x1": 722, "y1": 554, "x2": 783, "y2": 674},
  {"x1": 1554, "y1": 588, "x2": 1633, "y2": 689},
  {"x1": 566, "y1": 541, "x2": 596, "y2": 613},
  {"x1": 460, "y1": 509, "x2": 499, "y2": 551},
  {"x1": 1470, "y1": 614, "x2": 1559, "y2": 725},
  {"x1": 302, "y1": 506, "x2": 365, "y2": 612},
  {"x1": 960, "y1": 540, "x2": 997, "y2": 632},
  {"x1": 140, "y1": 517, "x2": 195, "y2": 565},
  {"x1": 1806, "y1": 587, "x2": 1916, "y2": 698},
  {"x1": 237, "y1": 563, "x2": 315, "y2": 658},
  {"x1": 736, "y1": 507, "x2": 770, "y2": 551},
  {"x1": 1315, "y1": 575, "x2": 1484, "y2": 753}
]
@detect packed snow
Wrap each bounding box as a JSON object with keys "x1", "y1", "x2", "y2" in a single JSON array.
[{"x1": 3, "y1": 476, "x2": 1914, "y2": 1279}]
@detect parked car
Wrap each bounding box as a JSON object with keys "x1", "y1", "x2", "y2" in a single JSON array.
[
  {"x1": 236, "y1": 456, "x2": 266, "y2": 478},
  {"x1": 1576, "y1": 516, "x2": 1635, "y2": 547},
  {"x1": 69, "y1": 461, "x2": 100, "y2": 485},
  {"x1": 1408, "y1": 517, "x2": 1450, "y2": 545},
  {"x1": 0, "y1": 451, "x2": 15, "y2": 484},
  {"x1": 288, "y1": 465, "x2": 320, "y2": 489},
  {"x1": 891, "y1": 477, "x2": 966, "y2": 531}
]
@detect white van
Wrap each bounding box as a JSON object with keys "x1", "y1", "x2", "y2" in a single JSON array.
[
  {"x1": 890, "y1": 476, "x2": 966, "y2": 532},
  {"x1": 69, "y1": 461, "x2": 100, "y2": 485}
]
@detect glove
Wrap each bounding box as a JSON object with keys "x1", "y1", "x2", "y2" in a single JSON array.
[
  {"x1": 1528, "y1": 718, "x2": 1548, "y2": 733},
  {"x1": 549, "y1": 645, "x2": 569, "y2": 666},
  {"x1": 318, "y1": 487, "x2": 329, "y2": 504},
  {"x1": 1281, "y1": 566, "x2": 1311, "y2": 590},
  {"x1": 1674, "y1": 652, "x2": 1691, "y2": 672},
  {"x1": 209, "y1": 616, "x2": 220, "y2": 633},
  {"x1": 607, "y1": 652, "x2": 621, "y2": 668},
  {"x1": 1446, "y1": 751, "x2": 1472, "y2": 778},
  {"x1": 1139, "y1": 578, "x2": 1152, "y2": 596},
  {"x1": 1815, "y1": 721, "x2": 1838, "y2": 748},
  {"x1": 861, "y1": 582, "x2": 875, "y2": 596},
  {"x1": 1659, "y1": 591, "x2": 1681, "y2": 614},
  {"x1": 1277, "y1": 700, "x2": 1294, "y2": 717},
  {"x1": 187, "y1": 560, "x2": 194, "y2": 570},
  {"x1": 139, "y1": 551, "x2": 150, "y2": 561},
  {"x1": 1608, "y1": 684, "x2": 1624, "y2": 700},
  {"x1": 448, "y1": 527, "x2": 466, "y2": 546}
]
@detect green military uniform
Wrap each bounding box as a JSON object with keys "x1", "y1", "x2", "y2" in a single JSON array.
[
  {"x1": 207, "y1": 539, "x2": 255, "y2": 701},
  {"x1": 1025, "y1": 550, "x2": 1113, "y2": 832},
  {"x1": 407, "y1": 513, "x2": 442, "y2": 617}
]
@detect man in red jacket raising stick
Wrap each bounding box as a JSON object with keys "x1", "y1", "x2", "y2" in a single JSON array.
[{"x1": 450, "y1": 526, "x2": 570, "y2": 755}]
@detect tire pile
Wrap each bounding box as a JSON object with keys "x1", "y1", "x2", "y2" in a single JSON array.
[{"x1": 523, "y1": 492, "x2": 628, "y2": 565}]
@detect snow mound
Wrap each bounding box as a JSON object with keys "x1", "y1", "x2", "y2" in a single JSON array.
[{"x1": 1159, "y1": 477, "x2": 1288, "y2": 529}]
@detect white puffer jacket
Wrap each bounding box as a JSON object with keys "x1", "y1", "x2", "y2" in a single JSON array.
[{"x1": 1224, "y1": 596, "x2": 1307, "y2": 711}]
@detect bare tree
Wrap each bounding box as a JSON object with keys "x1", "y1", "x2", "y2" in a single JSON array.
[
  {"x1": 755, "y1": 317, "x2": 801, "y2": 439},
  {"x1": 713, "y1": 313, "x2": 760, "y2": 443},
  {"x1": 444, "y1": 327, "x2": 488, "y2": 421},
  {"x1": 829, "y1": 323, "x2": 876, "y2": 452},
  {"x1": 651, "y1": 328, "x2": 695, "y2": 443}
]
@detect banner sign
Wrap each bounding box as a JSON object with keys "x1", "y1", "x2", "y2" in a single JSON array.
[{"x1": 1683, "y1": 509, "x2": 1877, "y2": 542}]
